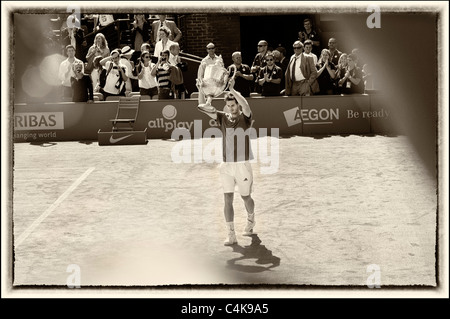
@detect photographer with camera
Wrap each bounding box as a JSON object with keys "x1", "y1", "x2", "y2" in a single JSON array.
[
  {"x1": 99, "y1": 49, "x2": 128, "y2": 99},
  {"x1": 85, "y1": 33, "x2": 110, "y2": 74},
  {"x1": 151, "y1": 50, "x2": 175, "y2": 99}
]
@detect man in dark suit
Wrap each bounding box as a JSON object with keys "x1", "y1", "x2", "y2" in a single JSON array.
[
  {"x1": 274, "y1": 46, "x2": 288, "y2": 92},
  {"x1": 151, "y1": 14, "x2": 182, "y2": 45},
  {"x1": 285, "y1": 41, "x2": 319, "y2": 96}
]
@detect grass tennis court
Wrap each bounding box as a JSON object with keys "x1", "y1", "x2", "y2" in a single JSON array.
[{"x1": 12, "y1": 134, "x2": 437, "y2": 288}]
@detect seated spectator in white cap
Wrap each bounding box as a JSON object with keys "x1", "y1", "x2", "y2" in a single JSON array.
[{"x1": 71, "y1": 61, "x2": 94, "y2": 103}]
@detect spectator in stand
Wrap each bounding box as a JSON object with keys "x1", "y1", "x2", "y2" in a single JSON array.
[
  {"x1": 303, "y1": 40, "x2": 319, "y2": 94},
  {"x1": 131, "y1": 14, "x2": 150, "y2": 52},
  {"x1": 82, "y1": 14, "x2": 95, "y2": 34},
  {"x1": 62, "y1": 11, "x2": 86, "y2": 62},
  {"x1": 141, "y1": 42, "x2": 151, "y2": 54},
  {"x1": 298, "y1": 18, "x2": 321, "y2": 56},
  {"x1": 151, "y1": 14, "x2": 182, "y2": 46},
  {"x1": 153, "y1": 27, "x2": 176, "y2": 61},
  {"x1": 284, "y1": 41, "x2": 319, "y2": 96},
  {"x1": 335, "y1": 53, "x2": 348, "y2": 94},
  {"x1": 151, "y1": 50, "x2": 175, "y2": 99},
  {"x1": 136, "y1": 51, "x2": 158, "y2": 99},
  {"x1": 71, "y1": 61, "x2": 93, "y2": 103},
  {"x1": 85, "y1": 33, "x2": 110, "y2": 74},
  {"x1": 250, "y1": 40, "x2": 269, "y2": 93},
  {"x1": 316, "y1": 49, "x2": 337, "y2": 95},
  {"x1": 58, "y1": 44, "x2": 84, "y2": 99},
  {"x1": 197, "y1": 42, "x2": 225, "y2": 104},
  {"x1": 227, "y1": 51, "x2": 253, "y2": 97},
  {"x1": 169, "y1": 43, "x2": 188, "y2": 99},
  {"x1": 64, "y1": 10, "x2": 82, "y2": 55},
  {"x1": 351, "y1": 48, "x2": 364, "y2": 68},
  {"x1": 362, "y1": 63, "x2": 374, "y2": 92},
  {"x1": 272, "y1": 49, "x2": 281, "y2": 63},
  {"x1": 61, "y1": 26, "x2": 86, "y2": 62},
  {"x1": 328, "y1": 37, "x2": 343, "y2": 66},
  {"x1": 120, "y1": 45, "x2": 137, "y2": 94},
  {"x1": 257, "y1": 52, "x2": 283, "y2": 97},
  {"x1": 274, "y1": 47, "x2": 289, "y2": 70},
  {"x1": 90, "y1": 56, "x2": 104, "y2": 93},
  {"x1": 99, "y1": 49, "x2": 129, "y2": 99},
  {"x1": 274, "y1": 46, "x2": 288, "y2": 92},
  {"x1": 338, "y1": 53, "x2": 364, "y2": 94},
  {"x1": 303, "y1": 39, "x2": 318, "y2": 65}
]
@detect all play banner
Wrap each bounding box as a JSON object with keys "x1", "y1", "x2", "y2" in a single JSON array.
[{"x1": 13, "y1": 95, "x2": 394, "y2": 143}]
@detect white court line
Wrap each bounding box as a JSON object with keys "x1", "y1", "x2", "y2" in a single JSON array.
[{"x1": 15, "y1": 167, "x2": 95, "y2": 248}]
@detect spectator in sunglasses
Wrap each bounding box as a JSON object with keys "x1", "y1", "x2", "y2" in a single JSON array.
[
  {"x1": 257, "y1": 52, "x2": 283, "y2": 96},
  {"x1": 285, "y1": 41, "x2": 319, "y2": 96},
  {"x1": 250, "y1": 40, "x2": 269, "y2": 93}
]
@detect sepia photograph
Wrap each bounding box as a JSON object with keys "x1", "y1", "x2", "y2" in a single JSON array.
[{"x1": 2, "y1": 1, "x2": 448, "y2": 302}]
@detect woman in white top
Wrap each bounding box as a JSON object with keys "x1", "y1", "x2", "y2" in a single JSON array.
[
  {"x1": 153, "y1": 27, "x2": 175, "y2": 60},
  {"x1": 137, "y1": 51, "x2": 158, "y2": 99},
  {"x1": 90, "y1": 56, "x2": 104, "y2": 93},
  {"x1": 85, "y1": 33, "x2": 110, "y2": 73}
]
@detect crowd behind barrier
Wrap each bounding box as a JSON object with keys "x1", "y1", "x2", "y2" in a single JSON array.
[{"x1": 49, "y1": 13, "x2": 376, "y2": 105}]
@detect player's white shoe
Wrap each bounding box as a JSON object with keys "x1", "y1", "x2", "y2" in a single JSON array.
[
  {"x1": 242, "y1": 220, "x2": 256, "y2": 236},
  {"x1": 224, "y1": 232, "x2": 238, "y2": 246}
]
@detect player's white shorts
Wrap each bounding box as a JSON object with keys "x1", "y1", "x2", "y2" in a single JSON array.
[{"x1": 220, "y1": 161, "x2": 253, "y2": 196}]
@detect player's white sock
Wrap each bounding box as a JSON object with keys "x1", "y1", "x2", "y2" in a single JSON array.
[
  {"x1": 226, "y1": 221, "x2": 235, "y2": 233},
  {"x1": 243, "y1": 213, "x2": 256, "y2": 236}
]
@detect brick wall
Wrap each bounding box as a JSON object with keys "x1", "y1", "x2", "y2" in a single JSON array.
[{"x1": 182, "y1": 13, "x2": 241, "y2": 67}]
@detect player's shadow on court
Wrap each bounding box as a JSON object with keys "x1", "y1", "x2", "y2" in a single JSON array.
[
  {"x1": 226, "y1": 235, "x2": 280, "y2": 273},
  {"x1": 30, "y1": 142, "x2": 57, "y2": 147}
]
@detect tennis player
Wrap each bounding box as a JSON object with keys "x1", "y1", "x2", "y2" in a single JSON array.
[{"x1": 198, "y1": 79, "x2": 256, "y2": 246}]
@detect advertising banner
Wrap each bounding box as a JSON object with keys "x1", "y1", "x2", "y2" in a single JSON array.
[
  {"x1": 301, "y1": 95, "x2": 371, "y2": 135},
  {"x1": 13, "y1": 102, "x2": 117, "y2": 142},
  {"x1": 369, "y1": 94, "x2": 398, "y2": 135},
  {"x1": 13, "y1": 95, "x2": 389, "y2": 143}
]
